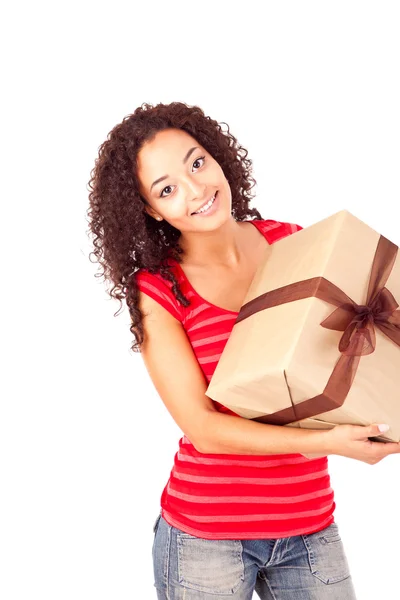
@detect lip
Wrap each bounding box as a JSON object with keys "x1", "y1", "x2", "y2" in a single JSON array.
[{"x1": 191, "y1": 191, "x2": 218, "y2": 215}]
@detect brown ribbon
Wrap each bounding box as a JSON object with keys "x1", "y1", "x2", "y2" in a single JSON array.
[{"x1": 235, "y1": 235, "x2": 400, "y2": 425}]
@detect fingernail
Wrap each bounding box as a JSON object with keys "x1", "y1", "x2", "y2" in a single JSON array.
[{"x1": 378, "y1": 424, "x2": 390, "y2": 432}]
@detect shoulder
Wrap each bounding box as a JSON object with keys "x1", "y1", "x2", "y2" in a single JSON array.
[
  {"x1": 253, "y1": 218, "x2": 303, "y2": 244},
  {"x1": 134, "y1": 265, "x2": 184, "y2": 322}
]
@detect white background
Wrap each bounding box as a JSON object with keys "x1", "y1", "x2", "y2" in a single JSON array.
[{"x1": 2, "y1": 1, "x2": 399, "y2": 598}]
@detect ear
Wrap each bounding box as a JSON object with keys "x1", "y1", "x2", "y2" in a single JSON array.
[{"x1": 143, "y1": 203, "x2": 163, "y2": 221}]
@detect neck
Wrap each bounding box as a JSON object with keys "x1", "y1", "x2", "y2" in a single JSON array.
[{"x1": 178, "y1": 218, "x2": 249, "y2": 268}]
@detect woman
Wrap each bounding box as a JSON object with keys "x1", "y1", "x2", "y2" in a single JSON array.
[{"x1": 87, "y1": 101, "x2": 399, "y2": 599}]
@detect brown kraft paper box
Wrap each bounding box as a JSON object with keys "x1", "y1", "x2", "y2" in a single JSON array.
[{"x1": 205, "y1": 210, "x2": 400, "y2": 444}]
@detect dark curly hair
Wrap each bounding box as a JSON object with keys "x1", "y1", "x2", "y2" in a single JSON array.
[{"x1": 86, "y1": 101, "x2": 263, "y2": 353}]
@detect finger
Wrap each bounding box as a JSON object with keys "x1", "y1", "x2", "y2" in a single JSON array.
[
  {"x1": 362, "y1": 423, "x2": 390, "y2": 439},
  {"x1": 372, "y1": 441, "x2": 400, "y2": 455}
]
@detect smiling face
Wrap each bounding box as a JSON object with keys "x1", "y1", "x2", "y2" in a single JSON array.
[{"x1": 136, "y1": 128, "x2": 232, "y2": 232}]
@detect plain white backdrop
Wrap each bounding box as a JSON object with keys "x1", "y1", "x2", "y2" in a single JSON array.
[{"x1": 2, "y1": 1, "x2": 400, "y2": 598}]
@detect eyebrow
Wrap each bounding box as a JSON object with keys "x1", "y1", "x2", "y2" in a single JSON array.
[{"x1": 150, "y1": 146, "x2": 200, "y2": 192}]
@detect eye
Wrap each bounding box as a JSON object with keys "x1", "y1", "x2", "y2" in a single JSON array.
[
  {"x1": 192, "y1": 155, "x2": 205, "y2": 169},
  {"x1": 159, "y1": 185, "x2": 174, "y2": 198},
  {"x1": 159, "y1": 156, "x2": 206, "y2": 198}
]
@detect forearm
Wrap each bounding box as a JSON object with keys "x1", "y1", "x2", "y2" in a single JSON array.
[{"x1": 198, "y1": 410, "x2": 333, "y2": 456}]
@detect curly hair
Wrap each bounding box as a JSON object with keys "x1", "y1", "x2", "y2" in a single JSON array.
[{"x1": 86, "y1": 101, "x2": 263, "y2": 353}]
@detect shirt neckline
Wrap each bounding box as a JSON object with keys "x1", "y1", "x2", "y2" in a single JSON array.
[{"x1": 171, "y1": 220, "x2": 270, "y2": 316}]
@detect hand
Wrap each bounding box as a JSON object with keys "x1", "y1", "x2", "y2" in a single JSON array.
[{"x1": 319, "y1": 423, "x2": 400, "y2": 464}]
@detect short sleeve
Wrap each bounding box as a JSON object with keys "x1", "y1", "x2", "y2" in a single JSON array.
[
  {"x1": 135, "y1": 269, "x2": 183, "y2": 322},
  {"x1": 259, "y1": 219, "x2": 303, "y2": 244}
]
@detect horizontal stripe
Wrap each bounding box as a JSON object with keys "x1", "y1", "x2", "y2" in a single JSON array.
[
  {"x1": 178, "y1": 448, "x2": 323, "y2": 467},
  {"x1": 191, "y1": 332, "x2": 231, "y2": 347},
  {"x1": 197, "y1": 353, "x2": 225, "y2": 365},
  {"x1": 170, "y1": 486, "x2": 333, "y2": 504},
  {"x1": 172, "y1": 467, "x2": 330, "y2": 486},
  {"x1": 167, "y1": 487, "x2": 333, "y2": 504},
  {"x1": 188, "y1": 313, "x2": 236, "y2": 332},
  {"x1": 178, "y1": 501, "x2": 334, "y2": 522},
  {"x1": 184, "y1": 302, "x2": 210, "y2": 320}
]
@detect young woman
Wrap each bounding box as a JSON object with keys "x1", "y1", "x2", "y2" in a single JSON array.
[{"x1": 87, "y1": 101, "x2": 400, "y2": 599}]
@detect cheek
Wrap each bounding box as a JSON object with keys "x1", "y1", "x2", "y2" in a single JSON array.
[
  {"x1": 166, "y1": 196, "x2": 188, "y2": 217},
  {"x1": 220, "y1": 176, "x2": 232, "y2": 199},
  {"x1": 215, "y1": 167, "x2": 230, "y2": 192}
]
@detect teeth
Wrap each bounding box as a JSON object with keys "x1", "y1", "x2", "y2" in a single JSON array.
[{"x1": 193, "y1": 193, "x2": 216, "y2": 215}]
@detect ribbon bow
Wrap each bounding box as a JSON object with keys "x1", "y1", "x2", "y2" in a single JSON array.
[{"x1": 320, "y1": 236, "x2": 400, "y2": 357}]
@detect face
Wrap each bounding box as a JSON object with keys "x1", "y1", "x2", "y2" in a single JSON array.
[{"x1": 136, "y1": 128, "x2": 232, "y2": 232}]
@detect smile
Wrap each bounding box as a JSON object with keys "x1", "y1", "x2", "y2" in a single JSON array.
[{"x1": 191, "y1": 192, "x2": 218, "y2": 215}]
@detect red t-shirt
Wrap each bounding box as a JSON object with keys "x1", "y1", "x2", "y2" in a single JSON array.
[{"x1": 135, "y1": 219, "x2": 335, "y2": 540}]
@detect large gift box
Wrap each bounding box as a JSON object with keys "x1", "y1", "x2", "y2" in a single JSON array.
[{"x1": 205, "y1": 210, "x2": 400, "y2": 443}]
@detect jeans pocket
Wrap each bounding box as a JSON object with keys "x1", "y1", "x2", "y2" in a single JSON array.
[
  {"x1": 176, "y1": 532, "x2": 244, "y2": 594},
  {"x1": 152, "y1": 512, "x2": 162, "y2": 535},
  {"x1": 302, "y1": 523, "x2": 351, "y2": 585}
]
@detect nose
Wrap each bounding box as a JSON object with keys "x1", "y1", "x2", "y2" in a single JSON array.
[{"x1": 184, "y1": 175, "x2": 207, "y2": 201}]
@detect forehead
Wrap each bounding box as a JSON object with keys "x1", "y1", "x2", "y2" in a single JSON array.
[{"x1": 137, "y1": 128, "x2": 201, "y2": 179}]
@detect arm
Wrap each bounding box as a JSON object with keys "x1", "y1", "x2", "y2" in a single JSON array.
[{"x1": 138, "y1": 291, "x2": 333, "y2": 456}]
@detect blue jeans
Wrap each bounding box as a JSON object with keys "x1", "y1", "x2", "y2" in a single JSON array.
[{"x1": 152, "y1": 514, "x2": 358, "y2": 599}]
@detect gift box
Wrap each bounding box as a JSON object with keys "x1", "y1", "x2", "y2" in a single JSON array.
[{"x1": 205, "y1": 210, "x2": 400, "y2": 443}]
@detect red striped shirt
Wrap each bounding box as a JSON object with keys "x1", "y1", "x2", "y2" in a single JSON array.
[{"x1": 135, "y1": 219, "x2": 335, "y2": 539}]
